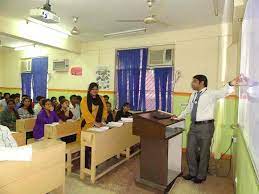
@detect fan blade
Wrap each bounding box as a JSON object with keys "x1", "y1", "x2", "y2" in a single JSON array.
[{"x1": 116, "y1": 19, "x2": 143, "y2": 22}]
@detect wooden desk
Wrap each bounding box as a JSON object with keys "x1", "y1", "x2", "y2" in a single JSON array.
[
  {"x1": 44, "y1": 120, "x2": 81, "y2": 175},
  {"x1": 44, "y1": 120, "x2": 81, "y2": 139},
  {"x1": 16, "y1": 118, "x2": 36, "y2": 144},
  {"x1": 80, "y1": 122, "x2": 140, "y2": 183},
  {"x1": 0, "y1": 139, "x2": 65, "y2": 194},
  {"x1": 12, "y1": 132, "x2": 26, "y2": 146}
]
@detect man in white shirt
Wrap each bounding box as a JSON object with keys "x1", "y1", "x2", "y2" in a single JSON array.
[
  {"x1": 34, "y1": 96, "x2": 45, "y2": 115},
  {"x1": 0, "y1": 125, "x2": 17, "y2": 147},
  {"x1": 172, "y1": 74, "x2": 241, "y2": 184},
  {"x1": 69, "y1": 95, "x2": 81, "y2": 120},
  {"x1": 0, "y1": 93, "x2": 10, "y2": 111}
]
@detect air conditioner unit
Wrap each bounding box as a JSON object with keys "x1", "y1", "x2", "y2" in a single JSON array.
[
  {"x1": 53, "y1": 59, "x2": 69, "y2": 72},
  {"x1": 21, "y1": 59, "x2": 32, "y2": 72},
  {"x1": 148, "y1": 48, "x2": 174, "y2": 68}
]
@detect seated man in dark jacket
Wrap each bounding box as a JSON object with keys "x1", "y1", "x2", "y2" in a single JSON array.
[
  {"x1": 106, "y1": 102, "x2": 114, "y2": 123},
  {"x1": 115, "y1": 102, "x2": 132, "y2": 122}
]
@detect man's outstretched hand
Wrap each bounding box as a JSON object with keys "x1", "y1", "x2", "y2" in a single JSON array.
[{"x1": 229, "y1": 75, "x2": 245, "y2": 86}]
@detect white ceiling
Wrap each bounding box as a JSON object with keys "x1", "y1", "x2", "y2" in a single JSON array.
[{"x1": 0, "y1": 0, "x2": 230, "y2": 42}]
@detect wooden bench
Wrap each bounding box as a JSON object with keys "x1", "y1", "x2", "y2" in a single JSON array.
[
  {"x1": 0, "y1": 139, "x2": 66, "y2": 194},
  {"x1": 12, "y1": 132, "x2": 26, "y2": 146},
  {"x1": 16, "y1": 118, "x2": 36, "y2": 144},
  {"x1": 80, "y1": 122, "x2": 140, "y2": 183},
  {"x1": 44, "y1": 120, "x2": 81, "y2": 175}
]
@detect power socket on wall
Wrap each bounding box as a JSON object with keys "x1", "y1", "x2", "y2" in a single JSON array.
[{"x1": 232, "y1": 136, "x2": 237, "y2": 143}]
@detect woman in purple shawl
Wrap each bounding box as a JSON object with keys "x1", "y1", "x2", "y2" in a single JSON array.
[{"x1": 33, "y1": 99, "x2": 60, "y2": 140}]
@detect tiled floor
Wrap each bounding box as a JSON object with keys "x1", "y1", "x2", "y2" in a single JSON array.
[{"x1": 65, "y1": 155, "x2": 234, "y2": 194}]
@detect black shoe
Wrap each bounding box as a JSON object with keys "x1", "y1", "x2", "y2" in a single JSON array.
[
  {"x1": 192, "y1": 177, "x2": 206, "y2": 184},
  {"x1": 182, "y1": 174, "x2": 196, "y2": 181}
]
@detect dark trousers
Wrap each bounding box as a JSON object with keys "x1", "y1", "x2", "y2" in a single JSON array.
[{"x1": 187, "y1": 122, "x2": 215, "y2": 179}]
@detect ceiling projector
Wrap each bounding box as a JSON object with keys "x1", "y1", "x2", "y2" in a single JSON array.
[{"x1": 29, "y1": 8, "x2": 60, "y2": 23}]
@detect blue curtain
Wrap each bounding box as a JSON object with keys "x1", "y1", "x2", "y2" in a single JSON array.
[
  {"x1": 154, "y1": 67, "x2": 173, "y2": 112},
  {"x1": 31, "y1": 57, "x2": 48, "y2": 102},
  {"x1": 117, "y1": 48, "x2": 148, "y2": 111},
  {"x1": 21, "y1": 73, "x2": 32, "y2": 97}
]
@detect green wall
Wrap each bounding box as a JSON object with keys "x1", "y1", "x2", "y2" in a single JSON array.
[{"x1": 234, "y1": 129, "x2": 259, "y2": 194}]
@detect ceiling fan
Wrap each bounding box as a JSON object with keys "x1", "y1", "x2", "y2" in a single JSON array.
[
  {"x1": 71, "y1": 16, "x2": 80, "y2": 35},
  {"x1": 116, "y1": 0, "x2": 169, "y2": 26}
]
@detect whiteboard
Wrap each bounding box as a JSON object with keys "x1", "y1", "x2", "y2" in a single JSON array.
[{"x1": 238, "y1": 0, "x2": 259, "y2": 182}]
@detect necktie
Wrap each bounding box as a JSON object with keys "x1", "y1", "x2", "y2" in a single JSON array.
[{"x1": 191, "y1": 91, "x2": 202, "y2": 122}]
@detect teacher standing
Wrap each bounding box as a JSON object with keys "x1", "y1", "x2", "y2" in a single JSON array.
[{"x1": 172, "y1": 74, "x2": 241, "y2": 184}]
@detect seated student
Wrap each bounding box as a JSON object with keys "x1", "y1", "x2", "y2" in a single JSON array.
[
  {"x1": 77, "y1": 95, "x2": 82, "y2": 105},
  {"x1": 34, "y1": 96, "x2": 45, "y2": 115},
  {"x1": 57, "y1": 98, "x2": 73, "y2": 122},
  {"x1": 0, "y1": 99, "x2": 20, "y2": 131},
  {"x1": 115, "y1": 102, "x2": 133, "y2": 122},
  {"x1": 106, "y1": 102, "x2": 114, "y2": 123},
  {"x1": 69, "y1": 95, "x2": 81, "y2": 120},
  {"x1": 51, "y1": 97, "x2": 59, "y2": 111},
  {"x1": 55, "y1": 96, "x2": 66, "y2": 111},
  {"x1": 0, "y1": 124, "x2": 17, "y2": 147},
  {"x1": 21, "y1": 94, "x2": 29, "y2": 101},
  {"x1": 59, "y1": 96, "x2": 66, "y2": 103},
  {"x1": 0, "y1": 93, "x2": 10, "y2": 110},
  {"x1": 103, "y1": 95, "x2": 110, "y2": 103},
  {"x1": 33, "y1": 99, "x2": 60, "y2": 141},
  {"x1": 17, "y1": 97, "x2": 34, "y2": 119},
  {"x1": 14, "y1": 94, "x2": 21, "y2": 110}
]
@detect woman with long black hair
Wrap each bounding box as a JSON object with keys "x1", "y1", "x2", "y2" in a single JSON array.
[
  {"x1": 81, "y1": 82, "x2": 107, "y2": 129},
  {"x1": 81, "y1": 82, "x2": 107, "y2": 168},
  {"x1": 18, "y1": 97, "x2": 34, "y2": 119}
]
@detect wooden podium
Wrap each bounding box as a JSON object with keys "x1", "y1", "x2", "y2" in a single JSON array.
[{"x1": 133, "y1": 110, "x2": 185, "y2": 192}]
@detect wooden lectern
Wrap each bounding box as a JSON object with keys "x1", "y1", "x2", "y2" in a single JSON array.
[{"x1": 133, "y1": 110, "x2": 185, "y2": 192}]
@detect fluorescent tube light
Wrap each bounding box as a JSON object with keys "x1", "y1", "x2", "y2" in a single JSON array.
[
  {"x1": 104, "y1": 28, "x2": 147, "y2": 38},
  {"x1": 14, "y1": 44, "x2": 36, "y2": 51}
]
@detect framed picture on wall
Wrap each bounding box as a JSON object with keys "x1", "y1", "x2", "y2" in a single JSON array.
[{"x1": 96, "y1": 66, "x2": 111, "y2": 90}]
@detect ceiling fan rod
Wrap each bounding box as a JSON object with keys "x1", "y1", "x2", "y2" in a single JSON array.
[{"x1": 213, "y1": 0, "x2": 219, "y2": 16}]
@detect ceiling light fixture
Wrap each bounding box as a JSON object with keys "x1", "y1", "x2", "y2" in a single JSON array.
[
  {"x1": 104, "y1": 28, "x2": 147, "y2": 38},
  {"x1": 14, "y1": 44, "x2": 36, "y2": 51}
]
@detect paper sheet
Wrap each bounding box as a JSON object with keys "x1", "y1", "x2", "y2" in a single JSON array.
[
  {"x1": 107, "y1": 122, "x2": 124, "y2": 128},
  {"x1": 88, "y1": 126, "x2": 110, "y2": 132},
  {"x1": 120, "y1": 118, "x2": 133, "y2": 123}
]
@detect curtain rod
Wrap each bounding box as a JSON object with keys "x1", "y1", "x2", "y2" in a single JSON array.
[{"x1": 116, "y1": 43, "x2": 176, "y2": 51}]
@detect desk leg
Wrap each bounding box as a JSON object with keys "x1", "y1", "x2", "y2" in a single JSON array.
[
  {"x1": 126, "y1": 147, "x2": 130, "y2": 159},
  {"x1": 90, "y1": 148, "x2": 96, "y2": 184},
  {"x1": 67, "y1": 151, "x2": 72, "y2": 175},
  {"x1": 80, "y1": 146, "x2": 86, "y2": 180}
]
